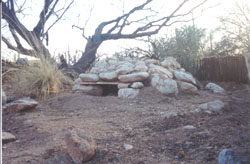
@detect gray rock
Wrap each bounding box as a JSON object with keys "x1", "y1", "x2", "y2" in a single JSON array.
[
  {"x1": 131, "y1": 82, "x2": 144, "y2": 89},
  {"x1": 174, "y1": 70, "x2": 197, "y2": 86},
  {"x1": 149, "y1": 64, "x2": 173, "y2": 79},
  {"x1": 99, "y1": 71, "x2": 118, "y2": 81},
  {"x1": 151, "y1": 74, "x2": 178, "y2": 96},
  {"x1": 2, "y1": 91, "x2": 7, "y2": 105},
  {"x1": 218, "y1": 149, "x2": 250, "y2": 164},
  {"x1": 2, "y1": 132, "x2": 16, "y2": 144},
  {"x1": 198, "y1": 100, "x2": 225, "y2": 114},
  {"x1": 177, "y1": 81, "x2": 198, "y2": 94},
  {"x1": 74, "y1": 78, "x2": 82, "y2": 85},
  {"x1": 79, "y1": 74, "x2": 99, "y2": 82},
  {"x1": 3, "y1": 98, "x2": 38, "y2": 112},
  {"x1": 116, "y1": 66, "x2": 134, "y2": 75},
  {"x1": 160, "y1": 57, "x2": 181, "y2": 69},
  {"x1": 123, "y1": 144, "x2": 133, "y2": 150},
  {"x1": 72, "y1": 85, "x2": 103, "y2": 96},
  {"x1": 118, "y1": 88, "x2": 140, "y2": 99},
  {"x1": 118, "y1": 72, "x2": 149, "y2": 83},
  {"x1": 205, "y1": 82, "x2": 226, "y2": 95},
  {"x1": 134, "y1": 64, "x2": 148, "y2": 72},
  {"x1": 145, "y1": 59, "x2": 160, "y2": 65},
  {"x1": 65, "y1": 128, "x2": 96, "y2": 164},
  {"x1": 118, "y1": 83, "x2": 130, "y2": 89}
]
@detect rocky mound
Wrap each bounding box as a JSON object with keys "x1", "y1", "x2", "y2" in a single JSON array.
[{"x1": 72, "y1": 57, "x2": 200, "y2": 98}]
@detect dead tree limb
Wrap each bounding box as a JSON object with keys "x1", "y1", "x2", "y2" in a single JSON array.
[
  {"x1": 73, "y1": 0, "x2": 208, "y2": 73},
  {"x1": 2, "y1": 0, "x2": 74, "y2": 58}
]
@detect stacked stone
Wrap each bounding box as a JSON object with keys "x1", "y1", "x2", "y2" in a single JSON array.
[{"x1": 72, "y1": 57, "x2": 200, "y2": 98}]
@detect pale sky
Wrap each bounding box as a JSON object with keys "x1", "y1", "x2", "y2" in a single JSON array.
[{"x1": 1, "y1": 0, "x2": 248, "y2": 60}]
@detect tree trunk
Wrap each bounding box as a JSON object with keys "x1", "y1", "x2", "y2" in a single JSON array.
[{"x1": 73, "y1": 40, "x2": 101, "y2": 73}]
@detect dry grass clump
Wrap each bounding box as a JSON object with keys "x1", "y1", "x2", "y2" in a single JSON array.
[{"x1": 17, "y1": 58, "x2": 73, "y2": 99}]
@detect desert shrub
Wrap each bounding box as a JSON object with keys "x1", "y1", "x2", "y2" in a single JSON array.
[{"x1": 16, "y1": 58, "x2": 73, "y2": 99}]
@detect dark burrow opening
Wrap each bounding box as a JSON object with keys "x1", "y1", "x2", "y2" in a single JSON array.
[{"x1": 101, "y1": 85, "x2": 119, "y2": 96}]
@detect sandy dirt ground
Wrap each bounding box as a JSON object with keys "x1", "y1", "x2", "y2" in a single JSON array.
[{"x1": 2, "y1": 82, "x2": 250, "y2": 164}]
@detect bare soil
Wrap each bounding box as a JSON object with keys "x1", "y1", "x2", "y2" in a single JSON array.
[{"x1": 2, "y1": 82, "x2": 250, "y2": 164}]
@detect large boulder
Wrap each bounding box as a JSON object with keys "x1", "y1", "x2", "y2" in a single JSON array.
[
  {"x1": 161, "y1": 56, "x2": 181, "y2": 70},
  {"x1": 148, "y1": 64, "x2": 173, "y2": 79},
  {"x1": 99, "y1": 71, "x2": 118, "y2": 81},
  {"x1": 205, "y1": 82, "x2": 225, "y2": 95},
  {"x1": 79, "y1": 74, "x2": 99, "y2": 82},
  {"x1": 72, "y1": 85, "x2": 103, "y2": 96},
  {"x1": 65, "y1": 128, "x2": 96, "y2": 164},
  {"x1": 3, "y1": 98, "x2": 38, "y2": 112},
  {"x1": 174, "y1": 70, "x2": 197, "y2": 86},
  {"x1": 151, "y1": 74, "x2": 178, "y2": 96},
  {"x1": 177, "y1": 81, "x2": 198, "y2": 94},
  {"x1": 2, "y1": 91, "x2": 7, "y2": 105},
  {"x1": 118, "y1": 72, "x2": 149, "y2": 83},
  {"x1": 118, "y1": 88, "x2": 140, "y2": 98}
]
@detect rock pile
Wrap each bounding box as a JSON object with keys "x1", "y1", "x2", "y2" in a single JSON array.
[{"x1": 73, "y1": 57, "x2": 200, "y2": 98}]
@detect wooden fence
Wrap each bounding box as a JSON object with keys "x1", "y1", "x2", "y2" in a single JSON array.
[{"x1": 196, "y1": 55, "x2": 249, "y2": 83}]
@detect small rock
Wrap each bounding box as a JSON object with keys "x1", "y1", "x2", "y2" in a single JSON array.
[
  {"x1": 118, "y1": 83, "x2": 130, "y2": 89},
  {"x1": 3, "y1": 98, "x2": 38, "y2": 112},
  {"x1": 205, "y1": 82, "x2": 226, "y2": 95},
  {"x1": 218, "y1": 149, "x2": 250, "y2": 164},
  {"x1": 198, "y1": 100, "x2": 225, "y2": 114},
  {"x1": 2, "y1": 91, "x2": 7, "y2": 105},
  {"x1": 65, "y1": 128, "x2": 96, "y2": 164},
  {"x1": 131, "y1": 82, "x2": 144, "y2": 89},
  {"x1": 24, "y1": 120, "x2": 32, "y2": 127},
  {"x1": 123, "y1": 144, "x2": 133, "y2": 150},
  {"x1": 182, "y1": 125, "x2": 196, "y2": 131},
  {"x1": 118, "y1": 88, "x2": 140, "y2": 99},
  {"x1": 162, "y1": 111, "x2": 178, "y2": 119},
  {"x1": 2, "y1": 132, "x2": 16, "y2": 144}
]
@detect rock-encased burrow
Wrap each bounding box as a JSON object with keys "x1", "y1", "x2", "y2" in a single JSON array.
[{"x1": 72, "y1": 57, "x2": 200, "y2": 98}]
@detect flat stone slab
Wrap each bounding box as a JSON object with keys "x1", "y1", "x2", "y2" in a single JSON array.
[
  {"x1": 2, "y1": 132, "x2": 16, "y2": 144},
  {"x1": 80, "y1": 82, "x2": 122, "y2": 85},
  {"x1": 3, "y1": 98, "x2": 38, "y2": 112}
]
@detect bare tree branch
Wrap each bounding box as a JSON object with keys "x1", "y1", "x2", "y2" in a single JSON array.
[
  {"x1": 2, "y1": 36, "x2": 36, "y2": 57},
  {"x1": 43, "y1": 0, "x2": 74, "y2": 41},
  {"x1": 73, "y1": 0, "x2": 209, "y2": 73}
]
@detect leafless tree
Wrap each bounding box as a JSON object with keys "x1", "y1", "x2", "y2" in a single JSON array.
[
  {"x1": 219, "y1": 1, "x2": 250, "y2": 54},
  {"x1": 2, "y1": 0, "x2": 74, "y2": 58},
  {"x1": 72, "y1": 0, "x2": 208, "y2": 73}
]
